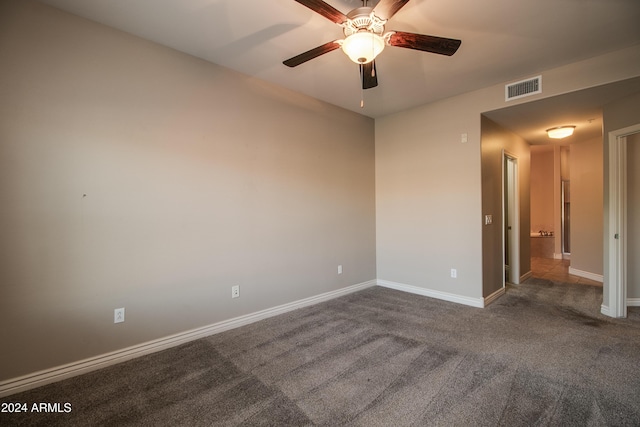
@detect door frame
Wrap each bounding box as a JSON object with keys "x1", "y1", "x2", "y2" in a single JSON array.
[
  {"x1": 606, "y1": 123, "x2": 640, "y2": 318},
  {"x1": 503, "y1": 151, "x2": 520, "y2": 285}
]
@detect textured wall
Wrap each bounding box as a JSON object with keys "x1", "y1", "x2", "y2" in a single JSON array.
[
  {"x1": 570, "y1": 137, "x2": 604, "y2": 275},
  {"x1": 377, "y1": 46, "x2": 640, "y2": 301},
  {"x1": 0, "y1": 0, "x2": 376, "y2": 380},
  {"x1": 603, "y1": 91, "x2": 640, "y2": 307},
  {"x1": 626, "y1": 132, "x2": 640, "y2": 298},
  {"x1": 530, "y1": 146, "x2": 556, "y2": 236},
  {"x1": 480, "y1": 116, "x2": 531, "y2": 291}
]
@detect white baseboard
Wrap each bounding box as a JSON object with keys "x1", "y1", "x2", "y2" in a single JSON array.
[
  {"x1": 0, "y1": 280, "x2": 376, "y2": 398},
  {"x1": 553, "y1": 253, "x2": 563, "y2": 260},
  {"x1": 602, "y1": 300, "x2": 640, "y2": 318},
  {"x1": 484, "y1": 287, "x2": 505, "y2": 306},
  {"x1": 520, "y1": 270, "x2": 532, "y2": 282},
  {"x1": 377, "y1": 279, "x2": 484, "y2": 308},
  {"x1": 568, "y1": 267, "x2": 603, "y2": 283}
]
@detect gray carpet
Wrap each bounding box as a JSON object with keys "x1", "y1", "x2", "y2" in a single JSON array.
[{"x1": 2, "y1": 279, "x2": 640, "y2": 426}]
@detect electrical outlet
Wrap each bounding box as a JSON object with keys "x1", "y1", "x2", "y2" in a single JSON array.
[
  {"x1": 114, "y1": 307, "x2": 125, "y2": 323},
  {"x1": 485, "y1": 214, "x2": 493, "y2": 225},
  {"x1": 338, "y1": 265, "x2": 343, "y2": 275},
  {"x1": 231, "y1": 285, "x2": 240, "y2": 299},
  {"x1": 451, "y1": 269, "x2": 457, "y2": 278}
]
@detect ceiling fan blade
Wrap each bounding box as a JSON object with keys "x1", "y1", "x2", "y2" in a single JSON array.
[
  {"x1": 388, "y1": 31, "x2": 461, "y2": 56},
  {"x1": 283, "y1": 40, "x2": 341, "y2": 67},
  {"x1": 292, "y1": 0, "x2": 348, "y2": 24},
  {"x1": 372, "y1": 0, "x2": 411, "y2": 20},
  {"x1": 360, "y1": 61, "x2": 378, "y2": 89}
]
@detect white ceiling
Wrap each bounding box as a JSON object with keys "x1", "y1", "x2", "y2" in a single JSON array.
[{"x1": 38, "y1": 0, "x2": 640, "y2": 120}]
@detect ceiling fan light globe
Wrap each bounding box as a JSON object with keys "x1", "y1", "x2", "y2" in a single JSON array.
[{"x1": 342, "y1": 32, "x2": 385, "y2": 64}]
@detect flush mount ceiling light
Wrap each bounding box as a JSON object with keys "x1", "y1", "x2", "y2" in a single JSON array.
[
  {"x1": 341, "y1": 31, "x2": 385, "y2": 64},
  {"x1": 547, "y1": 126, "x2": 576, "y2": 139}
]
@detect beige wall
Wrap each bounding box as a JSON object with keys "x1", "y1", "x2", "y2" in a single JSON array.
[
  {"x1": 375, "y1": 96, "x2": 484, "y2": 298},
  {"x1": 529, "y1": 140, "x2": 604, "y2": 276},
  {"x1": 628, "y1": 133, "x2": 640, "y2": 299},
  {"x1": 603, "y1": 91, "x2": 640, "y2": 307},
  {"x1": 570, "y1": 137, "x2": 604, "y2": 275},
  {"x1": 2, "y1": 0, "x2": 640, "y2": 386},
  {"x1": 0, "y1": 1, "x2": 376, "y2": 380},
  {"x1": 377, "y1": 45, "x2": 640, "y2": 301},
  {"x1": 480, "y1": 117, "x2": 531, "y2": 293},
  {"x1": 530, "y1": 146, "x2": 556, "y2": 235}
]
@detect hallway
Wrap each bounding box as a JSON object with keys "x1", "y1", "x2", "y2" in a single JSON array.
[{"x1": 530, "y1": 257, "x2": 603, "y2": 287}]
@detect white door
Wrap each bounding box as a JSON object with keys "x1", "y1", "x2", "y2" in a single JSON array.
[
  {"x1": 607, "y1": 125, "x2": 640, "y2": 318},
  {"x1": 504, "y1": 154, "x2": 520, "y2": 284},
  {"x1": 627, "y1": 133, "x2": 640, "y2": 307}
]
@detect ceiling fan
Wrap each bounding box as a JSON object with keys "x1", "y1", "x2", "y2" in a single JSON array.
[{"x1": 283, "y1": 0, "x2": 462, "y2": 91}]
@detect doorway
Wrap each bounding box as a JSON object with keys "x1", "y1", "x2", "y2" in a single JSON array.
[
  {"x1": 504, "y1": 153, "x2": 520, "y2": 284},
  {"x1": 607, "y1": 124, "x2": 640, "y2": 318},
  {"x1": 561, "y1": 179, "x2": 571, "y2": 255}
]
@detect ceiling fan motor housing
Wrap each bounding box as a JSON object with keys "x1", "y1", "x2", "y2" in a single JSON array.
[
  {"x1": 343, "y1": 7, "x2": 386, "y2": 36},
  {"x1": 341, "y1": 7, "x2": 389, "y2": 64}
]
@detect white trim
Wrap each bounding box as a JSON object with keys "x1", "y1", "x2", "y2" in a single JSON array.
[
  {"x1": 606, "y1": 124, "x2": 640, "y2": 317},
  {"x1": 0, "y1": 280, "x2": 376, "y2": 398},
  {"x1": 568, "y1": 267, "x2": 604, "y2": 283},
  {"x1": 627, "y1": 298, "x2": 640, "y2": 307},
  {"x1": 520, "y1": 270, "x2": 533, "y2": 282},
  {"x1": 377, "y1": 279, "x2": 485, "y2": 308},
  {"x1": 607, "y1": 132, "x2": 626, "y2": 317},
  {"x1": 484, "y1": 287, "x2": 505, "y2": 306},
  {"x1": 553, "y1": 253, "x2": 563, "y2": 260},
  {"x1": 601, "y1": 304, "x2": 612, "y2": 317},
  {"x1": 503, "y1": 152, "x2": 520, "y2": 285}
]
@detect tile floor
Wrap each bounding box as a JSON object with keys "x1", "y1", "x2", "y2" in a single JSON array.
[{"x1": 530, "y1": 257, "x2": 603, "y2": 287}]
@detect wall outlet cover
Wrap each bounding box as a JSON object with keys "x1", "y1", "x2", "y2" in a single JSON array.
[{"x1": 114, "y1": 308, "x2": 125, "y2": 323}]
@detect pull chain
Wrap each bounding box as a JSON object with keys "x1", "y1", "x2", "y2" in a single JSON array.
[
  {"x1": 360, "y1": 65, "x2": 364, "y2": 108},
  {"x1": 359, "y1": 0, "x2": 371, "y2": 108}
]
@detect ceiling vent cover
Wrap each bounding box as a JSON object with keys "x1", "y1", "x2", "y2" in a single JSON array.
[{"x1": 505, "y1": 75, "x2": 542, "y2": 101}]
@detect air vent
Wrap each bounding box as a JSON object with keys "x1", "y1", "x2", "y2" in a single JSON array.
[{"x1": 505, "y1": 75, "x2": 542, "y2": 101}]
